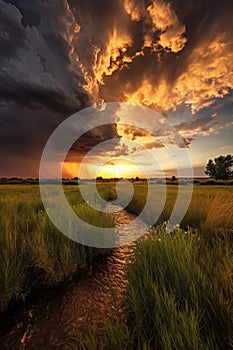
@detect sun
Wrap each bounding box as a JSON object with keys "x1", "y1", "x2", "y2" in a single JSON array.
[
  {"x1": 97, "y1": 161, "x2": 144, "y2": 179},
  {"x1": 114, "y1": 165, "x2": 121, "y2": 178},
  {"x1": 97, "y1": 164, "x2": 122, "y2": 179}
]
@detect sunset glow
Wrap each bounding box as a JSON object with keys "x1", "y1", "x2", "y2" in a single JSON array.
[
  {"x1": 96, "y1": 162, "x2": 144, "y2": 179},
  {"x1": 0, "y1": 0, "x2": 232, "y2": 178},
  {"x1": 62, "y1": 162, "x2": 79, "y2": 178}
]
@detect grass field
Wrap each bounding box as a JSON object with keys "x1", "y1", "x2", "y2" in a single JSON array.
[
  {"x1": 0, "y1": 182, "x2": 233, "y2": 349},
  {"x1": 125, "y1": 183, "x2": 233, "y2": 234},
  {"x1": 73, "y1": 228, "x2": 233, "y2": 350},
  {"x1": 0, "y1": 184, "x2": 114, "y2": 311},
  {"x1": 70, "y1": 182, "x2": 233, "y2": 350},
  {"x1": 125, "y1": 229, "x2": 233, "y2": 349}
]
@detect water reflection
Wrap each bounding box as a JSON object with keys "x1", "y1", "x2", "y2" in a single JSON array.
[{"x1": 1, "y1": 206, "x2": 148, "y2": 350}]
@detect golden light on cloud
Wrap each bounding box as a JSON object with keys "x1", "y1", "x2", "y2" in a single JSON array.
[
  {"x1": 72, "y1": 0, "x2": 188, "y2": 104},
  {"x1": 123, "y1": 0, "x2": 144, "y2": 21},
  {"x1": 175, "y1": 34, "x2": 233, "y2": 113},
  {"x1": 124, "y1": 79, "x2": 171, "y2": 110},
  {"x1": 81, "y1": 28, "x2": 132, "y2": 99},
  {"x1": 50, "y1": 2, "x2": 233, "y2": 181},
  {"x1": 146, "y1": 0, "x2": 187, "y2": 53},
  {"x1": 57, "y1": 101, "x2": 194, "y2": 180},
  {"x1": 148, "y1": 0, "x2": 179, "y2": 31},
  {"x1": 124, "y1": 33, "x2": 233, "y2": 114},
  {"x1": 60, "y1": 0, "x2": 233, "y2": 118}
]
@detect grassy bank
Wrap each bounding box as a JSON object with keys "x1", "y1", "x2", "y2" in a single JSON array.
[
  {"x1": 124, "y1": 229, "x2": 233, "y2": 349},
  {"x1": 0, "y1": 184, "x2": 114, "y2": 311},
  {"x1": 71, "y1": 184, "x2": 233, "y2": 350},
  {"x1": 72, "y1": 227, "x2": 233, "y2": 350}
]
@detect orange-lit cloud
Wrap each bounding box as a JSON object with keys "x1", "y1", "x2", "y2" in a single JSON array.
[
  {"x1": 124, "y1": 79, "x2": 170, "y2": 110},
  {"x1": 80, "y1": 28, "x2": 132, "y2": 100},
  {"x1": 148, "y1": 1, "x2": 180, "y2": 31},
  {"x1": 75, "y1": 0, "x2": 188, "y2": 102},
  {"x1": 147, "y1": 0, "x2": 187, "y2": 53},
  {"x1": 123, "y1": 33, "x2": 233, "y2": 114},
  {"x1": 174, "y1": 34, "x2": 233, "y2": 114},
  {"x1": 123, "y1": 0, "x2": 145, "y2": 21}
]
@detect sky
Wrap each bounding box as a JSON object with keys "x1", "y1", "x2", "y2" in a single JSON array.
[{"x1": 0, "y1": 0, "x2": 233, "y2": 178}]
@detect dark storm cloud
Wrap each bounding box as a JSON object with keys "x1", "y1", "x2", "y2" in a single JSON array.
[
  {"x1": 0, "y1": 0, "x2": 233, "y2": 176},
  {"x1": 0, "y1": 71, "x2": 87, "y2": 114},
  {"x1": 0, "y1": 102, "x2": 120, "y2": 176},
  {"x1": 1, "y1": 0, "x2": 233, "y2": 110},
  {"x1": 0, "y1": 0, "x2": 89, "y2": 111},
  {"x1": 0, "y1": 0, "x2": 92, "y2": 176},
  {"x1": 0, "y1": 103, "x2": 63, "y2": 177},
  {"x1": 0, "y1": 1, "x2": 27, "y2": 62},
  {"x1": 0, "y1": 104, "x2": 57, "y2": 155},
  {"x1": 66, "y1": 124, "x2": 121, "y2": 162},
  {"x1": 3, "y1": 0, "x2": 41, "y2": 27}
]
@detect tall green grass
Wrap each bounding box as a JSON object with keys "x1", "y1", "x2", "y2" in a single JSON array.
[
  {"x1": 0, "y1": 185, "x2": 114, "y2": 311},
  {"x1": 125, "y1": 229, "x2": 233, "y2": 349},
  {"x1": 70, "y1": 183, "x2": 233, "y2": 349},
  {"x1": 70, "y1": 320, "x2": 132, "y2": 350},
  {"x1": 72, "y1": 228, "x2": 233, "y2": 349},
  {"x1": 1, "y1": 183, "x2": 233, "y2": 349},
  {"x1": 125, "y1": 184, "x2": 233, "y2": 234}
]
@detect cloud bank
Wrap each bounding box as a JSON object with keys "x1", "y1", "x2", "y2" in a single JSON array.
[{"x1": 0, "y1": 0, "x2": 233, "y2": 176}]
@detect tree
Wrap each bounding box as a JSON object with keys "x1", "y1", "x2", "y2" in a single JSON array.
[{"x1": 205, "y1": 154, "x2": 233, "y2": 180}]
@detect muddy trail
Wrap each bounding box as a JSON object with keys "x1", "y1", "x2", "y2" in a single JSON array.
[{"x1": 0, "y1": 206, "x2": 148, "y2": 350}]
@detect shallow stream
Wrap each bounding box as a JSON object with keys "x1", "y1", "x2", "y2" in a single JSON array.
[{"x1": 0, "y1": 206, "x2": 148, "y2": 350}]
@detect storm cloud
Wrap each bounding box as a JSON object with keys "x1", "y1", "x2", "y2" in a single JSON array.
[{"x1": 0, "y1": 0, "x2": 233, "y2": 176}]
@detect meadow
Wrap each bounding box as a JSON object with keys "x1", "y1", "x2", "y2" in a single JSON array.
[
  {"x1": 73, "y1": 228, "x2": 233, "y2": 350},
  {"x1": 0, "y1": 184, "x2": 114, "y2": 311},
  {"x1": 71, "y1": 182, "x2": 233, "y2": 350},
  {"x1": 0, "y1": 182, "x2": 233, "y2": 349},
  {"x1": 126, "y1": 182, "x2": 233, "y2": 234}
]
